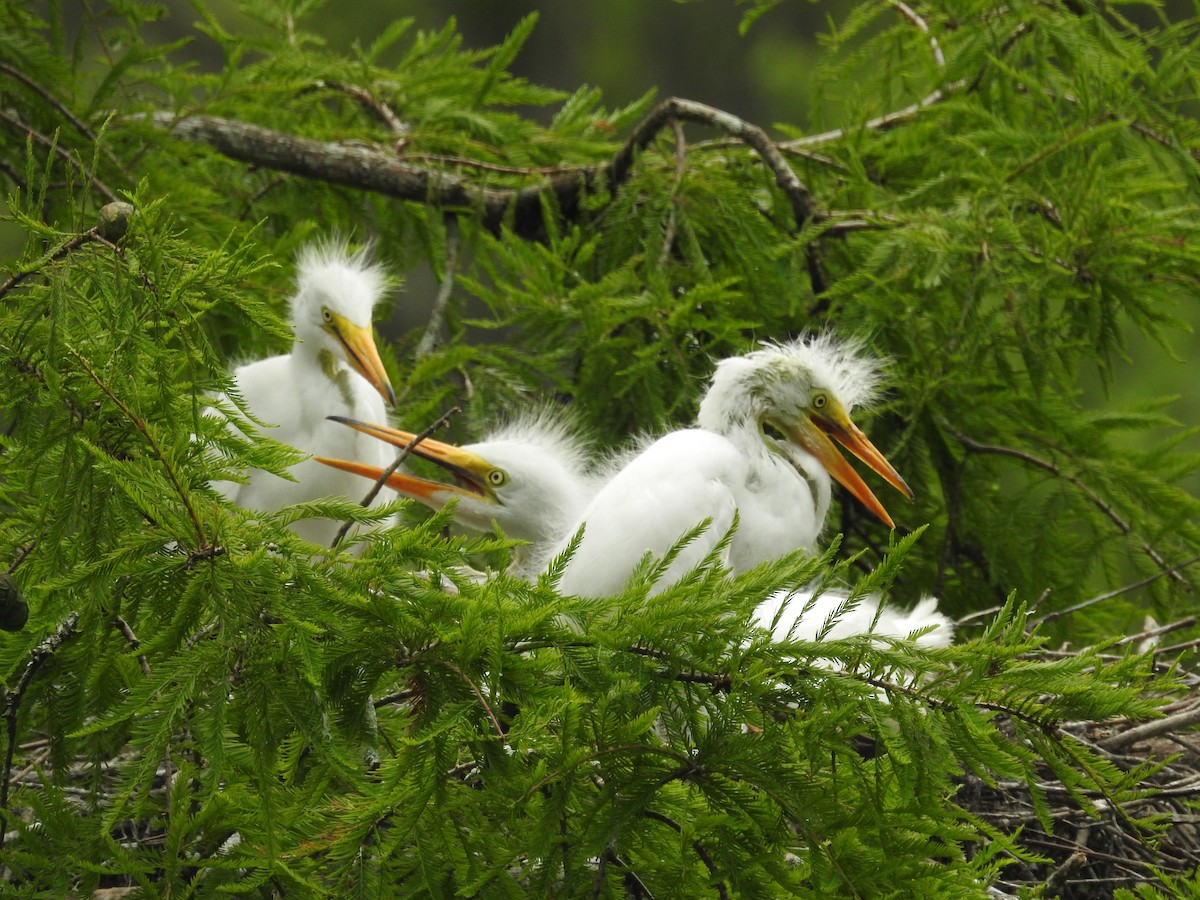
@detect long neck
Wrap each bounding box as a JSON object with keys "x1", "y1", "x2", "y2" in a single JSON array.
[
  {"x1": 697, "y1": 365, "x2": 761, "y2": 438},
  {"x1": 294, "y1": 334, "x2": 356, "y2": 407},
  {"x1": 779, "y1": 442, "x2": 832, "y2": 529}
]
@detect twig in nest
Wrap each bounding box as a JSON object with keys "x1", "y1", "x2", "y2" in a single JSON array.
[{"x1": 1099, "y1": 701, "x2": 1200, "y2": 753}]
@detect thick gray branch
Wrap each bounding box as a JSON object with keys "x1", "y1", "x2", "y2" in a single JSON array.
[
  {"x1": 145, "y1": 99, "x2": 821, "y2": 244},
  {"x1": 146, "y1": 111, "x2": 579, "y2": 238}
]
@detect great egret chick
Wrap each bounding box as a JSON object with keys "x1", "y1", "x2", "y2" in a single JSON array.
[
  {"x1": 213, "y1": 241, "x2": 397, "y2": 546},
  {"x1": 550, "y1": 335, "x2": 912, "y2": 597},
  {"x1": 316, "y1": 413, "x2": 597, "y2": 574}
]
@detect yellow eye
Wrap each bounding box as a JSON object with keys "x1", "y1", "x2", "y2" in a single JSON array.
[
  {"x1": 812, "y1": 393, "x2": 828, "y2": 410},
  {"x1": 321, "y1": 307, "x2": 333, "y2": 323},
  {"x1": 488, "y1": 469, "x2": 508, "y2": 487}
]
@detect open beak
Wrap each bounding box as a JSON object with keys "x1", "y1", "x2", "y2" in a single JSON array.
[
  {"x1": 325, "y1": 312, "x2": 396, "y2": 407},
  {"x1": 314, "y1": 416, "x2": 495, "y2": 509},
  {"x1": 782, "y1": 403, "x2": 912, "y2": 529}
]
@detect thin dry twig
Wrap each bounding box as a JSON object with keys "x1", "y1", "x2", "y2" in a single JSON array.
[
  {"x1": 0, "y1": 108, "x2": 118, "y2": 202},
  {"x1": 113, "y1": 615, "x2": 152, "y2": 676},
  {"x1": 413, "y1": 219, "x2": 461, "y2": 360},
  {"x1": 641, "y1": 809, "x2": 731, "y2": 900},
  {"x1": 330, "y1": 405, "x2": 462, "y2": 548},
  {"x1": 0, "y1": 61, "x2": 98, "y2": 144},
  {"x1": 1110, "y1": 616, "x2": 1197, "y2": 649},
  {"x1": 780, "y1": 82, "x2": 965, "y2": 151},
  {"x1": 1, "y1": 612, "x2": 80, "y2": 850},
  {"x1": 401, "y1": 153, "x2": 594, "y2": 176},
  {"x1": 885, "y1": 0, "x2": 946, "y2": 67},
  {"x1": 69, "y1": 347, "x2": 210, "y2": 552},
  {"x1": 657, "y1": 119, "x2": 687, "y2": 268},
  {"x1": 439, "y1": 660, "x2": 507, "y2": 743},
  {"x1": 1029, "y1": 556, "x2": 1200, "y2": 629},
  {"x1": 311, "y1": 79, "x2": 409, "y2": 141},
  {"x1": 0, "y1": 208, "x2": 128, "y2": 303},
  {"x1": 947, "y1": 426, "x2": 1191, "y2": 589}
]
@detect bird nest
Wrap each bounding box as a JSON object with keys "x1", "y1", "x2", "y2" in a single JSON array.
[{"x1": 957, "y1": 649, "x2": 1200, "y2": 899}]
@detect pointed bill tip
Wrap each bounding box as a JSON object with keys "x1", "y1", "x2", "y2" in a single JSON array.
[
  {"x1": 327, "y1": 314, "x2": 396, "y2": 408},
  {"x1": 784, "y1": 413, "x2": 909, "y2": 529}
]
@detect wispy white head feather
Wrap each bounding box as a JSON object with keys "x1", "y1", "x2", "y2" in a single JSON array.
[
  {"x1": 291, "y1": 239, "x2": 390, "y2": 331},
  {"x1": 480, "y1": 407, "x2": 595, "y2": 480},
  {"x1": 699, "y1": 333, "x2": 885, "y2": 433}
]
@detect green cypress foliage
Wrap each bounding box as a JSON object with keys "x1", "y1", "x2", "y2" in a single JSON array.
[{"x1": 1, "y1": 1, "x2": 1198, "y2": 895}]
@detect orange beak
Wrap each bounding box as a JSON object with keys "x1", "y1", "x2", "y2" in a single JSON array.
[
  {"x1": 781, "y1": 402, "x2": 912, "y2": 528},
  {"x1": 315, "y1": 417, "x2": 497, "y2": 509}
]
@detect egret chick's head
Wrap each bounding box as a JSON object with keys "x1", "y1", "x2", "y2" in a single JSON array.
[
  {"x1": 317, "y1": 411, "x2": 595, "y2": 547},
  {"x1": 699, "y1": 334, "x2": 881, "y2": 431},
  {"x1": 699, "y1": 334, "x2": 911, "y2": 528},
  {"x1": 290, "y1": 240, "x2": 396, "y2": 406}
]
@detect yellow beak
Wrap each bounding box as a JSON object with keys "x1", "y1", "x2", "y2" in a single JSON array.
[
  {"x1": 324, "y1": 312, "x2": 396, "y2": 407},
  {"x1": 781, "y1": 401, "x2": 912, "y2": 529},
  {"x1": 315, "y1": 417, "x2": 497, "y2": 508}
]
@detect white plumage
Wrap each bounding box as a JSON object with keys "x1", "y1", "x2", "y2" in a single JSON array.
[
  {"x1": 549, "y1": 336, "x2": 912, "y2": 598},
  {"x1": 316, "y1": 379, "x2": 950, "y2": 647},
  {"x1": 317, "y1": 411, "x2": 597, "y2": 575},
  {"x1": 212, "y1": 241, "x2": 397, "y2": 546}
]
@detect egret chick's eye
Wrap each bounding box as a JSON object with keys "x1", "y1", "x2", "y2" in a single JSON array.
[
  {"x1": 812, "y1": 392, "x2": 828, "y2": 410},
  {"x1": 488, "y1": 469, "x2": 509, "y2": 487},
  {"x1": 321, "y1": 306, "x2": 334, "y2": 324}
]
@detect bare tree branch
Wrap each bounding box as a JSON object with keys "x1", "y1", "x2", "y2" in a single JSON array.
[
  {"x1": 0, "y1": 108, "x2": 118, "y2": 202},
  {"x1": 1, "y1": 613, "x2": 80, "y2": 851},
  {"x1": 414, "y1": 220, "x2": 461, "y2": 360},
  {"x1": 885, "y1": 0, "x2": 946, "y2": 67},
  {"x1": 145, "y1": 98, "x2": 821, "y2": 251},
  {"x1": 947, "y1": 426, "x2": 1192, "y2": 589}
]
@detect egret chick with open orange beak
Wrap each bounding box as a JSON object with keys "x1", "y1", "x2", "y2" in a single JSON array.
[
  {"x1": 549, "y1": 335, "x2": 913, "y2": 597},
  {"x1": 211, "y1": 240, "x2": 397, "y2": 547},
  {"x1": 317, "y1": 413, "x2": 597, "y2": 574}
]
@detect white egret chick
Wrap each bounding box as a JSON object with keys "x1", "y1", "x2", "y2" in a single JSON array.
[
  {"x1": 550, "y1": 335, "x2": 913, "y2": 598},
  {"x1": 213, "y1": 241, "x2": 397, "y2": 546},
  {"x1": 315, "y1": 413, "x2": 597, "y2": 575}
]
